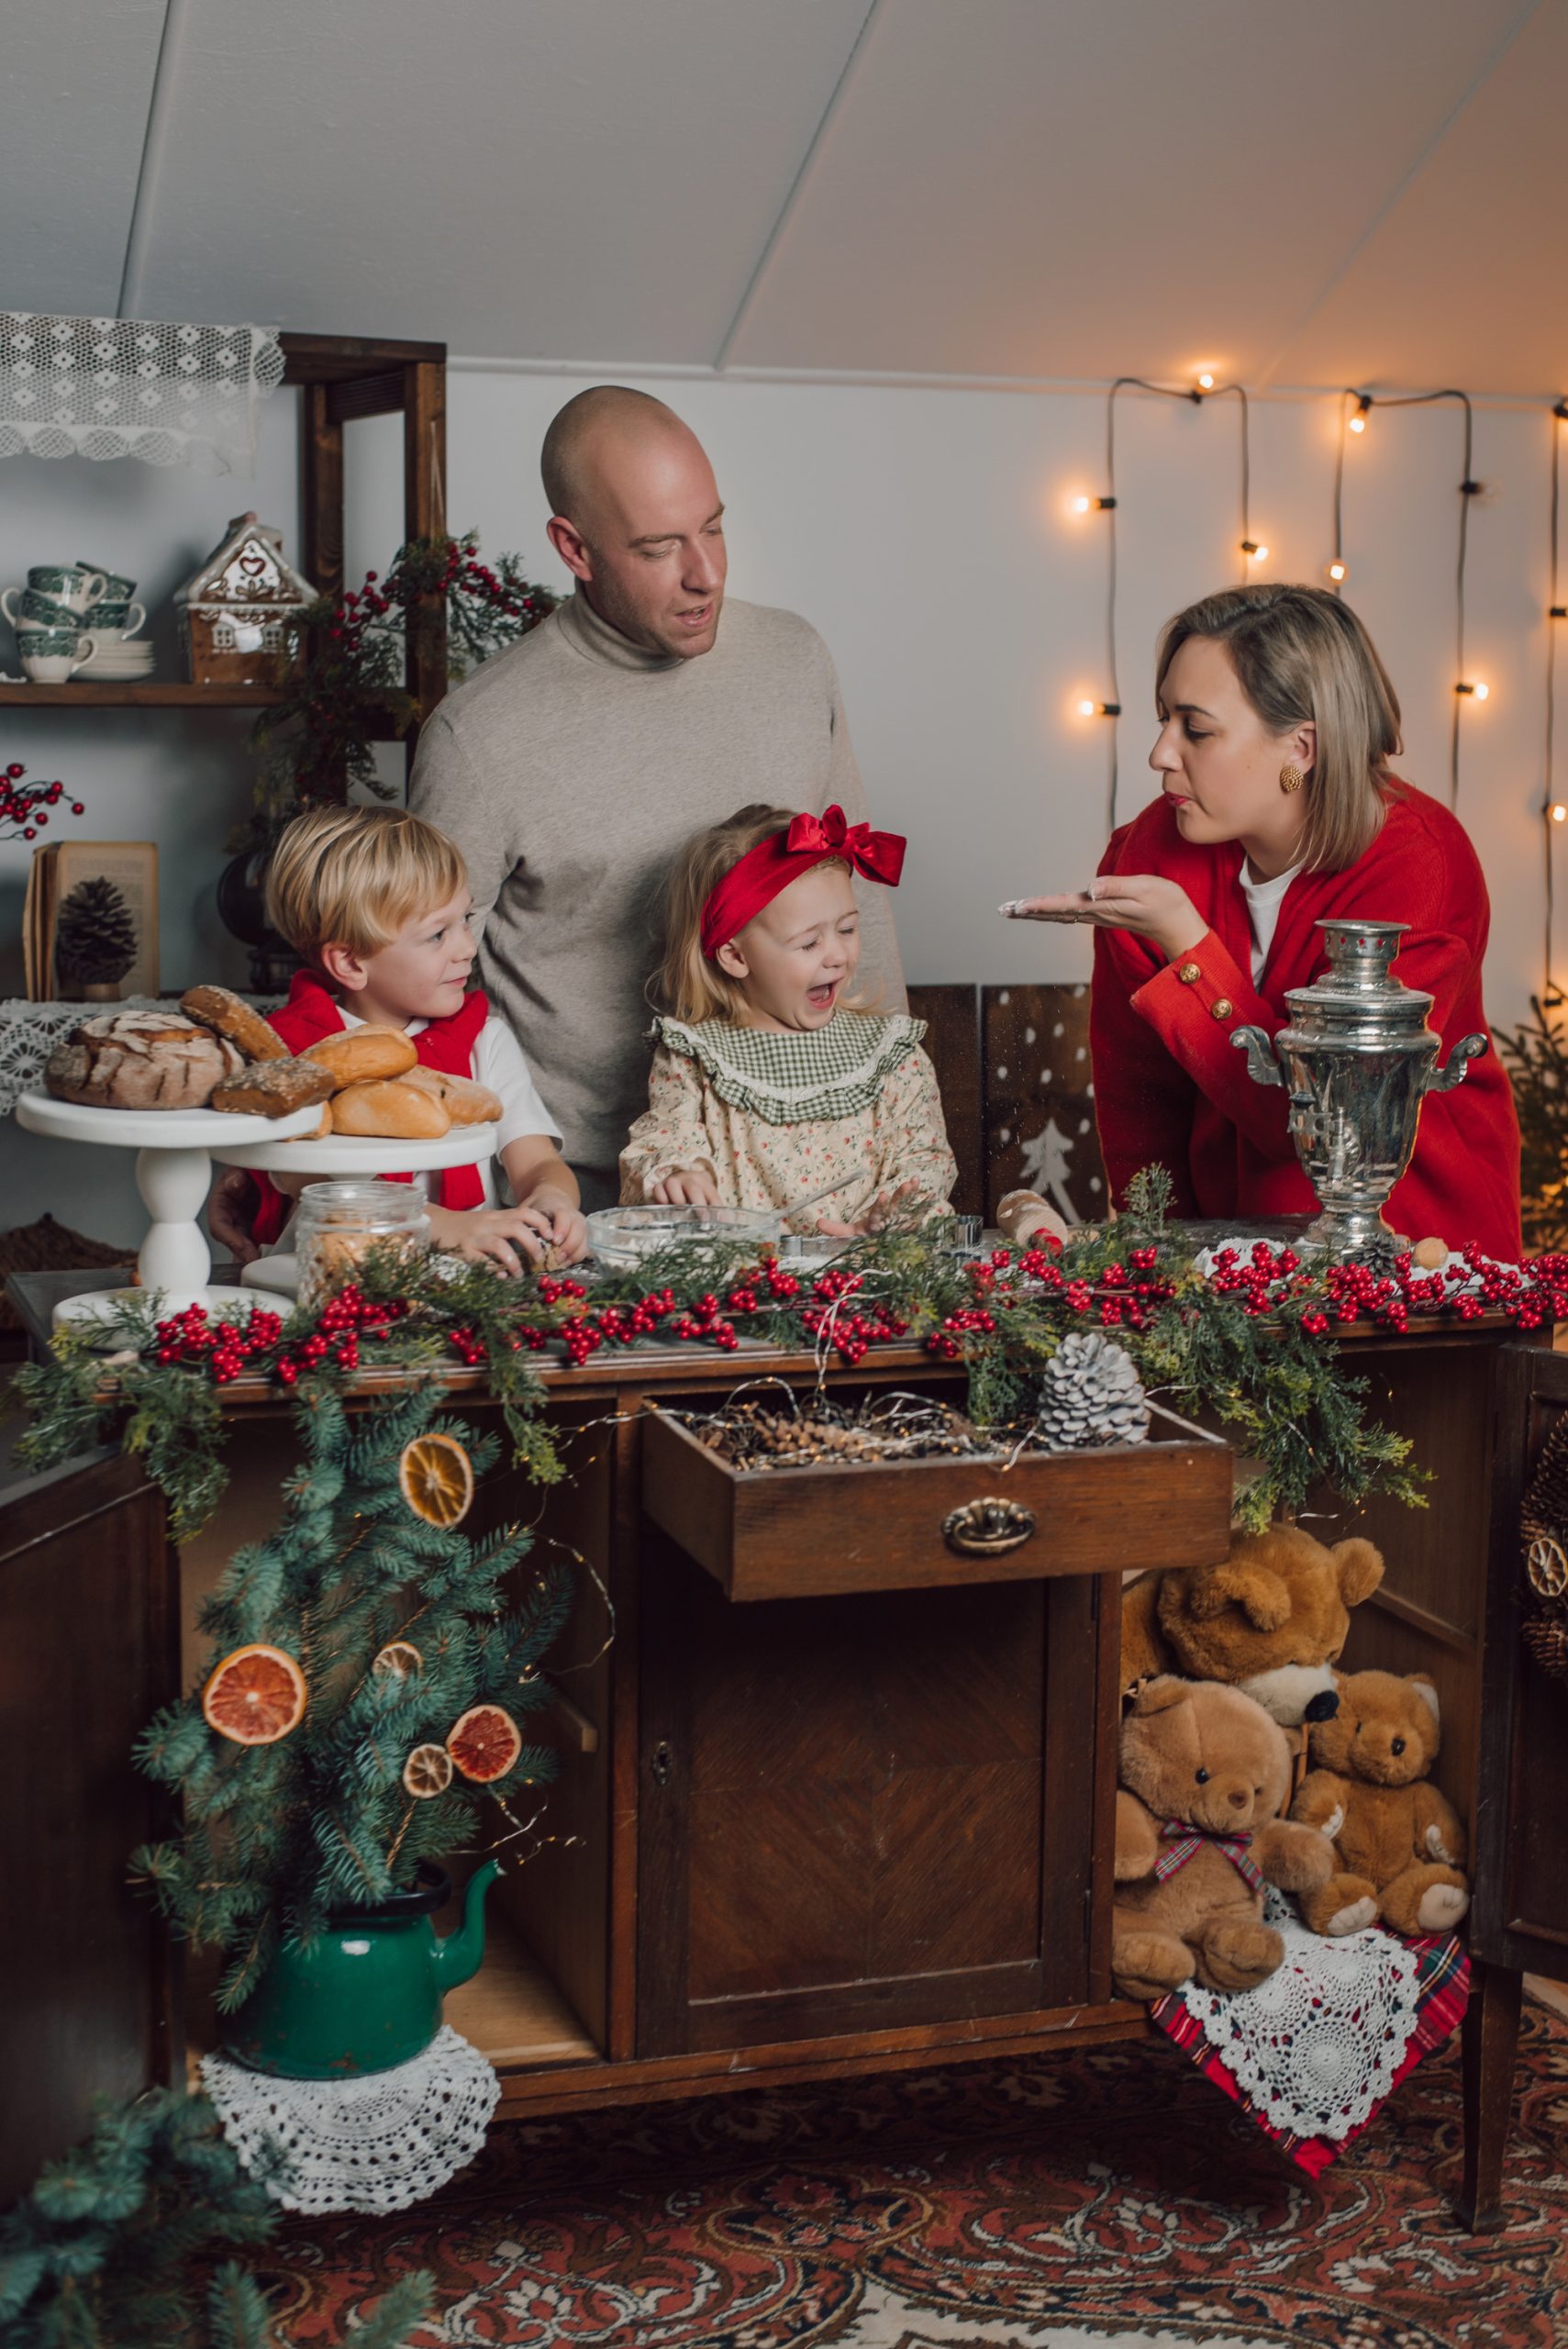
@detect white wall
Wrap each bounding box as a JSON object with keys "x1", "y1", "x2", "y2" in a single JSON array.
[{"x1": 1, "y1": 370, "x2": 1556, "y2": 1242}]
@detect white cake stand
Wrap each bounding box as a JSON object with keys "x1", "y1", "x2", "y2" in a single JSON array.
[
  {"x1": 15, "y1": 1093, "x2": 329, "y2": 1328},
  {"x1": 211, "y1": 1121, "x2": 502, "y2": 1299}
]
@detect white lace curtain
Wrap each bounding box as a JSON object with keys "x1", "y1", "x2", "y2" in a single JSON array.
[{"x1": 0, "y1": 315, "x2": 284, "y2": 476}]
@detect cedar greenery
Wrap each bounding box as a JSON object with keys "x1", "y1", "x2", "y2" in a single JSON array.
[
  {"x1": 0, "y1": 2087, "x2": 430, "y2": 2348},
  {"x1": 1494, "y1": 989, "x2": 1568, "y2": 1252},
  {"x1": 133, "y1": 1384, "x2": 573, "y2": 2008},
  {"x1": 16, "y1": 1178, "x2": 1436, "y2": 1542}
]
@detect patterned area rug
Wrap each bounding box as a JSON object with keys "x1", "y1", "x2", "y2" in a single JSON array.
[{"x1": 264, "y1": 1999, "x2": 1568, "y2": 2349}]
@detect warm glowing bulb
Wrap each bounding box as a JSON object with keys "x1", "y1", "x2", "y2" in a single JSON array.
[
  {"x1": 1241, "y1": 540, "x2": 1268, "y2": 562},
  {"x1": 1348, "y1": 413, "x2": 1366, "y2": 434},
  {"x1": 1552, "y1": 804, "x2": 1567, "y2": 825},
  {"x1": 1197, "y1": 372, "x2": 1215, "y2": 391},
  {"x1": 1327, "y1": 560, "x2": 1348, "y2": 584},
  {"x1": 1071, "y1": 494, "x2": 1092, "y2": 515},
  {"x1": 1473, "y1": 681, "x2": 1490, "y2": 701},
  {"x1": 1076, "y1": 697, "x2": 1097, "y2": 718}
]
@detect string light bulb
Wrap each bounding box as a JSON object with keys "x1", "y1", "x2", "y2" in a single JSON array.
[
  {"x1": 1071, "y1": 494, "x2": 1092, "y2": 515},
  {"x1": 1349, "y1": 395, "x2": 1373, "y2": 435},
  {"x1": 1070, "y1": 493, "x2": 1116, "y2": 516},
  {"x1": 1327, "y1": 560, "x2": 1348, "y2": 584},
  {"x1": 1552, "y1": 804, "x2": 1567, "y2": 825},
  {"x1": 1455, "y1": 680, "x2": 1490, "y2": 701},
  {"x1": 1240, "y1": 539, "x2": 1268, "y2": 562},
  {"x1": 1075, "y1": 697, "x2": 1120, "y2": 718},
  {"x1": 1196, "y1": 372, "x2": 1216, "y2": 392}
]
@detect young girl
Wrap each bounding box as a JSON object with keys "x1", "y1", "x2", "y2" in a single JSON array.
[{"x1": 620, "y1": 802, "x2": 957, "y2": 1234}]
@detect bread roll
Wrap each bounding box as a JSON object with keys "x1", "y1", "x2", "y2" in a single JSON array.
[
  {"x1": 330, "y1": 1079, "x2": 452, "y2": 1140},
  {"x1": 212, "y1": 1058, "x2": 337, "y2": 1119},
  {"x1": 180, "y1": 985, "x2": 289, "y2": 1062},
  {"x1": 401, "y1": 1064, "x2": 503, "y2": 1126},
  {"x1": 45, "y1": 1011, "x2": 244, "y2": 1110},
  {"x1": 302, "y1": 1027, "x2": 417, "y2": 1086}
]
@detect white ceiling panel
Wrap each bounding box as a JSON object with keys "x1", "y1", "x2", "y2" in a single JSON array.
[
  {"x1": 1268, "y1": 3, "x2": 1568, "y2": 393},
  {"x1": 1, "y1": 5, "x2": 166, "y2": 317},
  {"x1": 124, "y1": 0, "x2": 871, "y2": 358},
  {"x1": 726, "y1": 0, "x2": 1530, "y2": 382}
]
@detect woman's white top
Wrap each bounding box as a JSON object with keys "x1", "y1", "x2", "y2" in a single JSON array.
[{"x1": 1239, "y1": 860, "x2": 1302, "y2": 985}]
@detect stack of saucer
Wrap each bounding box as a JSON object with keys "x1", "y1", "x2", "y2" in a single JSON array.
[
  {"x1": 89, "y1": 637, "x2": 156, "y2": 681},
  {"x1": 77, "y1": 563, "x2": 154, "y2": 679}
]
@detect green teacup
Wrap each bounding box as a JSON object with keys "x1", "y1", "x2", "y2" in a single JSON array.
[
  {"x1": 21, "y1": 629, "x2": 95, "y2": 682},
  {"x1": 26, "y1": 563, "x2": 106, "y2": 614},
  {"x1": 5, "y1": 586, "x2": 81, "y2": 629},
  {"x1": 76, "y1": 562, "x2": 136, "y2": 603},
  {"x1": 89, "y1": 599, "x2": 146, "y2": 640}
]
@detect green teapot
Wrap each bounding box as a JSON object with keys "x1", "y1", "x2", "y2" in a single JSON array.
[{"x1": 223, "y1": 1860, "x2": 497, "y2": 2079}]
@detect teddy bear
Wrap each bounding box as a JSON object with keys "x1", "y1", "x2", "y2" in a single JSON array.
[
  {"x1": 1288, "y1": 1668, "x2": 1469, "y2": 1936},
  {"x1": 1121, "y1": 1522, "x2": 1385, "y2": 1728},
  {"x1": 1113, "y1": 1675, "x2": 1335, "y2": 2000}
]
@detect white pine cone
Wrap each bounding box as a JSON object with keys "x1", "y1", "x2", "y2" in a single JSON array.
[{"x1": 1035, "y1": 1330, "x2": 1151, "y2": 1450}]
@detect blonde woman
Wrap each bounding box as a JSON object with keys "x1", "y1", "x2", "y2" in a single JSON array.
[{"x1": 1008, "y1": 584, "x2": 1522, "y2": 1259}]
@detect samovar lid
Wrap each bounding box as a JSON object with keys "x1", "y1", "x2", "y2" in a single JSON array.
[{"x1": 1281, "y1": 917, "x2": 1434, "y2": 1022}]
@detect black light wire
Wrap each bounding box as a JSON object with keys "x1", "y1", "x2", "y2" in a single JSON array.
[
  {"x1": 1331, "y1": 387, "x2": 1477, "y2": 807},
  {"x1": 1546, "y1": 402, "x2": 1567, "y2": 992},
  {"x1": 1100, "y1": 376, "x2": 1251, "y2": 831}
]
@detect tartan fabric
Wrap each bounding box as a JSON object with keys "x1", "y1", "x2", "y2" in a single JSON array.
[
  {"x1": 1150, "y1": 1931, "x2": 1469, "y2": 2177},
  {"x1": 654, "y1": 1010, "x2": 927, "y2": 1125},
  {"x1": 1153, "y1": 1817, "x2": 1265, "y2": 1897}
]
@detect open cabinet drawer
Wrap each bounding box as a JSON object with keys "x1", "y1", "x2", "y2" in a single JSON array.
[{"x1": 640, "y1": 1403, "x2": 1233, "y2": 1600}]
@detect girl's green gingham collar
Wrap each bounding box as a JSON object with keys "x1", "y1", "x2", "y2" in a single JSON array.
[{"x1": 653, "y1": 1010, "x2": 927, "y2": 1125}]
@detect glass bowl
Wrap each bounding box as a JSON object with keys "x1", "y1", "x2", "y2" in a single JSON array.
[{"x1": 586, "y1": 1203, "x2": 782, "y2": 1270}]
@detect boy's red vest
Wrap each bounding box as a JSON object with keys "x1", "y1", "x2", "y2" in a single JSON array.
[{"x1": 250, "y1": 973, "x2": 490, "y2": 1247}]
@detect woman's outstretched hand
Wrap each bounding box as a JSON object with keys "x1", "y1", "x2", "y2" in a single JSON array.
[{"x1": 1002, "y1": 874, "x2": 1207, "y2": 964}]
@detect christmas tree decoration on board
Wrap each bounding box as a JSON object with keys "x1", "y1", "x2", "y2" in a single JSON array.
[
  {"x1": 0, "y1": 2084, "x2": 432, "y2": 2349},
  {"x1": 52, "y1": 873, "x2": 138, "y2": 1000},
  {"x1": 1034, "y1": 1328, "x2": 1151, "y2": 1450},
  {"x1": 132, "y1": 1383, "x2": 573, "y2": 2012}
]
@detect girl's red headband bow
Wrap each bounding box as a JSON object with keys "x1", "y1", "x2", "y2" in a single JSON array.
[{"x1": 699, "y1": 805, "x2": 906, "y2": 961}]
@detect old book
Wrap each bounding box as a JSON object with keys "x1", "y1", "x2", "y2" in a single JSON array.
[{"x1": 28, "y1": 841, "x2": 160, "y2": 1002}]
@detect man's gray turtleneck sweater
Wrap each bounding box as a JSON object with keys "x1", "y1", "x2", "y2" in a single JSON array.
[{"x1": 409, "y1": 589, "x2": 906, "y2": 1179}]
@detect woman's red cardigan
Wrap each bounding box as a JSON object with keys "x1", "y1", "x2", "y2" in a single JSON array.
[{"x1": 1089, "y1": 781, "x2": 1523, "y2": 1261}]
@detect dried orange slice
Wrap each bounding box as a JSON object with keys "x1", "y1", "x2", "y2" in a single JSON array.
[
  {"x1": 402, "y1": 1742, "x2": 454, "y2": 1798},
  {"x1": 446, "y1": 1702, "x2": 522, "y2": 1783},
  {"x1": 202, "y1": 1643, "x2": 306, "y2": 1746},
  {"x1": 397, "y1": 1432, "x2": 475, "y2": 1528},
  {"x1": 372, "y1": 1640, "x2": 425, "y2": 1681}
]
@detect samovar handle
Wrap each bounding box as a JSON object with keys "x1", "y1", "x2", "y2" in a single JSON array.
[
  {"x1": 1230, "y1": 1026, "x2": 1284, "y2": 1087},
  {"x1": 1426, "y1": 1031, "x2": 1489, "y2": 1093}
]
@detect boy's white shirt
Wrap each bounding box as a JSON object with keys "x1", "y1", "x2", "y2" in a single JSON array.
[{"x1": 262, "y1": 1007, "x2": 562, "y2": 1252}]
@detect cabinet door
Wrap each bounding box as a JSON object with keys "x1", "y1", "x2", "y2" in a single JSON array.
[
  {"x1": 0, "y1": 1450, "x2": 180, "y2": 2203},
  {"x1": 1471, "y1": 1344, "x2": 1568, "y2": 1976},
  {"x1": 636, "y1": 1522, "x2": 1120, "y2": 2058}
]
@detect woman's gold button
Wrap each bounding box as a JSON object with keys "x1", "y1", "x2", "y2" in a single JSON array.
[
  {"x1": 1211, "y1": 997, "x2": 1234, "y2": 1019},
  {"x1": 1177, "y1": 962, "x2": 1202, "y2": 984}
]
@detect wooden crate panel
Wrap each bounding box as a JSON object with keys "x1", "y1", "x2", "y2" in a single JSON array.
[
  {"x1": 983, "y1": 981, "x2": 1106, "y2": 1225},
  {"x1": 641, "y1": 1409, "x2": 1232, "y2": 1600}
]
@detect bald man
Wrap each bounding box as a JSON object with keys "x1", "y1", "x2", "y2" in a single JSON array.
[{"x1": 408, "y1": 386, "x2": 905, "y2": 1208}]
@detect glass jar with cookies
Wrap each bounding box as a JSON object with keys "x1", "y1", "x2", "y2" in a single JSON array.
[{"x1": 295, "y1": 1180, "x2": 430, "y2": 1308}]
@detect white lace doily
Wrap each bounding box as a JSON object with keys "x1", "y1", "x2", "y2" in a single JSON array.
[
  {"x1": 1180, "y1": 1887, "x2": 1423, "y2": 2140},
  {"x1": 1, "y1": 997, "x2": 281, "y2": 1119},
  {"x1": 0, "y1": 315, "x2": 283, "y2": 474},
  {"x1": 199, "y1": 2025, "x2": 500, "y2": 2214}
]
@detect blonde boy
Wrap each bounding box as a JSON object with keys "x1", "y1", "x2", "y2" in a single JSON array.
[{"x1": 250, "y1": 806, "x2": 585, "y2": 1273}]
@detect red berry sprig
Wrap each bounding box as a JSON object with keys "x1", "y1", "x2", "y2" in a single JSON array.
[{"x1": 0, "y1": 762, "x2": 86, "y2": 842}]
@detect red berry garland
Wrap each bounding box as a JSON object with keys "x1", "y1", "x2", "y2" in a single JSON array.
[{"x1": 0, "y1": 762, "x2": 87, "y2": 843}]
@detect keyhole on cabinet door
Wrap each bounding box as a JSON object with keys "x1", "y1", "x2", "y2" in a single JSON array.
[{"x1": 651, "y1": 1741, "x2": 673, "y2": 1788}]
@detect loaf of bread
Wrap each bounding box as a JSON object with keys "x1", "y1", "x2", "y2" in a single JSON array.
[
  {"x1": 180, "y1": 985, "x2": 289, "y2": 1063},
  {"x1": 330, "y1": 1079, "x2": 452, "y2": 1139},
  {"x1": 45, "y1": 1011, "x2": 244, "y2": 1110},
  {"x1": 400, "y1": 1064, "x2": 503, "y2": 1126},
  {"x1": 302, "y1": 1027, "x2": 417, "y2": 1087},
  {"x1": 212, "y1": 1058, "x2": 337, "y2": 1119}
]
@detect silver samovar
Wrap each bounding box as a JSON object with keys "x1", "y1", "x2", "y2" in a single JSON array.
[{"x1": 1230, "y1": 918, "x2": 1487, "y2": 1256}]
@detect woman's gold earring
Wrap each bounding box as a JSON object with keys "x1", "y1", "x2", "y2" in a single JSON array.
[{"x1": 1280, "y1": 763, "x2": 1306, "y2": 794}]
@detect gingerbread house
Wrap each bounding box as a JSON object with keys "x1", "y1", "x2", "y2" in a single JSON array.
[{"x1": 176, "y1": 511, "x2": 315, "y2": 686}]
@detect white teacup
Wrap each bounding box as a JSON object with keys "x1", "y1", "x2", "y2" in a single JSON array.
[
  {"x1": 85, "y1": 602, "x2": 147, "y2": 651},
  {"x1": 25, "y1": 564, "x2": 106, "y2": 616},
  {"x1": 21, "y1": 629, "x2": 97, "y2": 682}
]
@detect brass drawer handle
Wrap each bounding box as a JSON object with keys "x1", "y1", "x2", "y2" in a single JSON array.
[{"x1": 942, "y1": 1497, "x2": 1036, "y2": 1556}]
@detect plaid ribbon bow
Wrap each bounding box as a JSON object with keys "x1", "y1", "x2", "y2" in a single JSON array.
[{"x1": 1153, "y1": 1817, "x2": 1264, "y2": 1895}]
